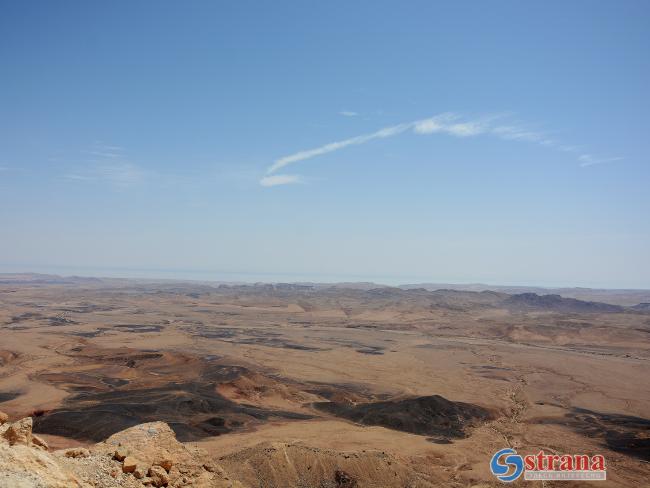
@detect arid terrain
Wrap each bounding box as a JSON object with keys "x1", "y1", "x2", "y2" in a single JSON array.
[{"x1": 1, "y1": 273, "x2": 649, "y2": 487}]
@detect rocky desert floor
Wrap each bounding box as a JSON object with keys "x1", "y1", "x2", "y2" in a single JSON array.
[{"x1": 1, "y1": 274, "x2": 649, "y2": 487}]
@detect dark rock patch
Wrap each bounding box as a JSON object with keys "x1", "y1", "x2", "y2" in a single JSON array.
[
  {"x1": 68, "y1": 328, "x2": 109, "y2": 338},
  {"x1": 503, "y1": 293, "x2": 623, "y2": 313},
  {"x1": 534, "y1": 407, "x2": 650, "y2": 461},
  {"x1": 334, "y1": 470, "x2": 357, "y2": 487},
  {"x1": 7, "y1": 312, "x2": 43, "y2": 324},
  {"x1": 0, "y1": 390, "x2": 22, "y2": 403},
  {"x1": 33, "y1": 381, "x2": 312, "y2": 442},
  {"x1": 315, "y1": 394, "x2": 493, "y2": 438},
  {"x1": 355, "y1": 347, "x2": 384, "y2": 355},
  {"x1": 427, "y1": 437, "x2": 452, "y2": 444},
  {"x1": 113, "y1": 324, "x2": 164, "y2": 333}
]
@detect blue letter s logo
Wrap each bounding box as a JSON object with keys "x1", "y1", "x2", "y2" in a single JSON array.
[{"x1": 490, "y1": 448, "x2": 524, "y2": 482}]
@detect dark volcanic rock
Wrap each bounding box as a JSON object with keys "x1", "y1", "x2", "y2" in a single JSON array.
[
  {"x1": 315, "y1": 394, "x2": 493, "y2": 438},
  {"x1": 0, "y1": 390, "x2": 22, "y2": 403},
  {"x1": 33, "y1": 381, "x2": 312, "y2": 442},
  {"x1": 534, "y1": 407, "x2": 650, "y2": 461},
  {"x1": 335, "y1": 469, "x2": 358, "y2": 487},
  {"x1": 503, "y1": 293, "x2": 623, "y2": 313}
]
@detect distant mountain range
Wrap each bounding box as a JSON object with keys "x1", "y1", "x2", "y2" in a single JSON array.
[
  {"x1": 2, "y1": 273, "x2": 649, "y2": 308},
  {"x1": 398, "y1": 283, "x2": 650, "y2": 306}
]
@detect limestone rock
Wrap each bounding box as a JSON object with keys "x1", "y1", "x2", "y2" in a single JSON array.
[
  {"x1": 2, "y1": 417, "x2": 33, "y2": 446},
  {"x1": 149, "y1": 465, "x2": 170, "y2": 487},
  {"x1": 133, "y1": 462, "x2": 148, "y2": 479},
  {"x1": 0, "y1": 419, "x2": 235, "y2": 488},
  {"x1": 0, "y1": 441, "x2": 82, "y2": 487},
  {"x1": 114, "y1": 445, "x2": 129, "y2": 461},
  {"x1": 202, "y1": 461, "x2": 224, "y2": 475},
  {"x1": 122, "y1": 455, "x2": 139, "y2": 473},
  {"x1": 335, "y1": 469, "x2": 358, "y2": 487},
  {"x1": 0, "y1": 411, "x2": 8, "y2": 425},
  {"x1": 93, "y1": 421, "x2": 222, "y2": 486},
  {"x1": 155, "y1": 457, "x2": 173, "y2": 472},
  {"x1": 63, "y1": 447, "x2": 90, "y2": 458},
  {"x1": 31, "y1": 434, "x2": 49, "y2": 450}
]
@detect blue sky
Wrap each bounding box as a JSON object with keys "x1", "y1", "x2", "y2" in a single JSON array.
[{"x1": 1, "y1": 1, "x2": 649, "y2": 287}]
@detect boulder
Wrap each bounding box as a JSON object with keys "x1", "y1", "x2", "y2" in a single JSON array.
[
  {"x1": 156, "y1": 458, "x2": 173, "y2": 473},
  {"x1": 32, "y1": 434, "x2": 49, "y2": 450},
  {"x1": 134, "y1": 462, "x2": 148, "y2": 479},
  {"x1": 0, "y1": 442, "x2": 82, "y2": 487},
  {"x1": 202, "y1": 461, "x2": 224, "y2": 475},
  {"x1": 335, "y1": 469, "x2": 358, "y2": 487},
  {"x1": 0, "y1": 411, "x2": 8, "y2": 425},
  {"x1": 2, "y1": 417, "x2": 33, "y2": 446},
  {"x1": 63, "y1": 447, "x2": 90, "y2": 458},
  {"x1": 122, "y1": 455, "x2": 139, "y2": 473},
  {"x1": 95, "y1": 422, "x2": 204, "y2": 480},
  {"x1": 149, "y1": 465, "x2": 170, "y2": 487},
  {"x1": 114, "y1": 445, "x2": 129, "y2": 461}
]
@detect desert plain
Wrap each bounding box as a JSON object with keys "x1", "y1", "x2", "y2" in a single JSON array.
[{"x1": 0, "y1": 273, "x2": 649, "y2": 487}]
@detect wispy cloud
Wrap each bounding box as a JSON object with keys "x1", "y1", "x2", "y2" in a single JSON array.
[
  {"x1": 490, "y1": 125, "x2": 546, "y2": 143},
  {"x1": 65, "y1": 162, "x2": 146, "y2": 188},
  {"x1": 81, "y1": 143, "x2": 125, "y2": 160},
  {"x1": 413, "y1": 113, "x2": 497, "y2": 137},
  {"x1": 339, "y1": 110, "x2": 358, "y2": 117},
  {"x1": 578, "y1": 154, "x2": 624, "y2": 167},
  {"x1": 64, "y1": 143, "x2": 148, "y2": 189},
  {"x1": 259, "y1": 174, "x2": 303, "y2": 187},
  {"x1": 261, "y1": 112, "x2": 621, "y2": 185},
  {"x1": 267, "y1": 122, "x2": 413, "y2": 174}
]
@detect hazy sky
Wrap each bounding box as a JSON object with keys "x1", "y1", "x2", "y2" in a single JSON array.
[{"x1": 1, "y1": 1, "x2": 649, "y2": 287}]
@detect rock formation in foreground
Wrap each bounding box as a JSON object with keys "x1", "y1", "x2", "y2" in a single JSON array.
[
  {"x1": 0, "y1": 412, "x2": 242, "y2": 488},
  {"x1": 0, "y1": 411, "x2": 442, "y2": 487}
]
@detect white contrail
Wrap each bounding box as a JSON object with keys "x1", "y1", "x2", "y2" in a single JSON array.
[
  {"x1": 267, "y1": 121, "x2": 414, "y2": 174},
  {"x1": 261, "y1": 112, "x2": 621, "y2": 185},
  {"x1": 578, "y1": 155, "x2": 624, "y2": 167},
  {"x1": 259, "y1": 174, "x2": 303, "y2": 187}
]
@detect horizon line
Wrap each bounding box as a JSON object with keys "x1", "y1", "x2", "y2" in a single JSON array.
[{"x1": 1, "y1": 266, "x2": 648, "y2": 291}]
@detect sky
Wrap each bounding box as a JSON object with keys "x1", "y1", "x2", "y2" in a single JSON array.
[{"x1": 1, "y1": 1, "x2": 649, "y2": 288}]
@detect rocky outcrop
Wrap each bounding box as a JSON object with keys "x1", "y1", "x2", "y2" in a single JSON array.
[
  {"x1": 0, "y1": 416, "x2": 84, "y2": 487},
  {"x1": 335, "y1": 469, "x2": 358, "y2": 487},
  {"x1": 95, "y1": 421, "x2": 236, "y2": 486},
  {"x1": 2, "y1": 417, "x2": 33, "y2": 446},
  {"x1": 0, "y1": 417, "x2": 242, "y2": 488},
  {"x1": 0, "y1": 415, "x2": 434, "y2": 487},
  {"x1": 90, "y1": 421, "x2": 243, "y2": 487},
  {"x1": 502, "y1": 293, "x2": 624, "y2": 313},
  {"x1": 61, "y1": 447, "x2": 91, "y2": 458},
  {"x1": 31, "y1": 434, "x2": 49, "y2": 450},
  {"x1": 218, "y1": 441, "x2": 440, "y2": 488},
  {"x1": 315, "y1": 394, "x2": 493, "y2": 438}
]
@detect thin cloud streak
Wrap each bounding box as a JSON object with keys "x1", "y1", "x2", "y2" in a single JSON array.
[
  {"x1": 260, "y1": 174, "x2": 303, "y2": 187},
  {"x1": 65, "y1": 162, "x2": 146, "y2": 188},
  {"x1": 263, "y1": 112, "x2": 622, "y2": 185},
  {"x1": 82, "y1": 143, "x2": 125, "y2": 159},
  {"x1": 64, "y1": 143, "x2": 148, "y2": 189},
  {"x1": 267, "y1": 122, "x2": 413, "y2": 173},
  {"x1": 578, "y1": 155, "x2": 624, "y2": 167}
]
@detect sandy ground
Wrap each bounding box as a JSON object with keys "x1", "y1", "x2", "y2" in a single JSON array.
[{"x1": 1, "y1": 276, "x2": 649, "y2": 486}]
